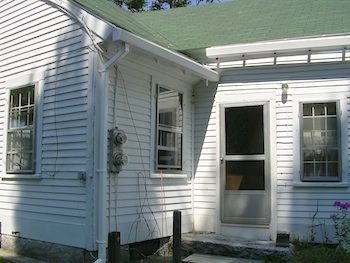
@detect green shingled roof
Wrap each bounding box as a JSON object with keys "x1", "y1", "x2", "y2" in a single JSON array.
[
  {"x1": 75, "y1": 0, "x2": 350, "y2": 52},
  {"x1": 137, "y1": 0, "x2": 350, "y2": 51},
  {"x1": 73, "y1": 0, "x2": 176, "y2": 48}
]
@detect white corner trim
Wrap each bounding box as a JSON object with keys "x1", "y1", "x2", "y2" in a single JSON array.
[
  {"x1": 113, "y1": 29, "x2": 219, "y2": 82},
  {"x1": 206, "y1": 35, "x2": 350, "y2": 58}
]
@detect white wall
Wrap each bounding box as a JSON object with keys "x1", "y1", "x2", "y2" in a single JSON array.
[
  {"x1": 194, "y1": 61, "x2": 350, "y2": 242},
  {"x1": 105, "y1": 48, "x2": 200, "y2": 244},
  {"x1": 0, "y1": 0, "x2": 98, "y2": 250}
]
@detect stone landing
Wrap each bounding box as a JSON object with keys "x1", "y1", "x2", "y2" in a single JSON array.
[{"x1": 179, "y1": 232, "x2": 293, "y2": 262}]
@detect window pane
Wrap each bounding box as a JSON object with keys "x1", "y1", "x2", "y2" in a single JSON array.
[
  {"x1": 327, "y1": 118, "x2": 337, "y2": 130},
  {"x1": 303, "y1": 104, "x2": 313, "y2": 116},
  {"x1": 225, "y1": 106, "x2": 264, "y2": 155},
  {"x1": 328, "y1": 163, "x2": 339, "y2": 177},
  {"x1": 314, "y1": 104, "x2": 326, "y2": 116},
  {"x1": 157, "y1": 86, "x2": 183, "y2": 171},
  {"x1": 327, "y1": 150, "x2": 338, "y2": 162},
  {"x1": 303, "y1": 118, "x2": 313, "y2": 131},
  {"x1": 9, "y1": 109, "x2": 20, "y2": 129},
  {"x1": 303, "y1": 131, "x2": 312, "y2": 146},
  {"x1": 326, "y1": 102, "x2": 336, "y2": 115},
  {"x1": 159, "y1": 112, "x2": 173, "y2": 127},
  {"x1": 7, "y1": 130, "x2": 33, "y2": 151},
  {"x1": 226, "y1": 161, "x2": 264, "y2": 190},
  {"x1": 7, "y1": 153, "x2": 33, "y2": 172},
  {"x1": 314, "y1": 118, "x2": 325, "y2": 130}
]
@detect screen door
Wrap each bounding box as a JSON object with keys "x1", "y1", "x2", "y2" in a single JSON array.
[{"x1": 221, "y1": 104, "x2": 270, "y2": 224}]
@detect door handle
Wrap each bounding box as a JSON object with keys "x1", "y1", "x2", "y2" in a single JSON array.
[{"x1": 220, "y1": 157, "x2": 224, "y2": 164}]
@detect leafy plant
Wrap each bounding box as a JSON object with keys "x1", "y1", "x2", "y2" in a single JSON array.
[
  {"x1": 0, "y1": 257, "x2": 15, "y2": 263},
  {"x1": 330, "y1": 201, "x2": 350, "y2": 251},
  {"x1": 288, "y1": 245, "x2": 350, "y2": 263},
  {"x1": 307, "y1": 201, "x2": 330, "y2": 244}
]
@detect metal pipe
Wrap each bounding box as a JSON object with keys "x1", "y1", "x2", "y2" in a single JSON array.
[{"x1": 95, "y1": 42, "x2": 129, "y2": 263}]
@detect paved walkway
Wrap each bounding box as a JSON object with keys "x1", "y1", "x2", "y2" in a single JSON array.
[
  {"x1": 131, "y1": 254, "x2": 262, "y2": 263},
  {"x1": 0, "y1": 249, "x2": 48, "y2": 263},
  {"x1": 183, "y1": 253, "x2": 263, "y2": 263},
  {"x1": 0, "y1": 251, "x2": 262, "y2": 263}
]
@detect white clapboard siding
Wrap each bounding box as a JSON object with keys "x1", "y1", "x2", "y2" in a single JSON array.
[
  {"x1": 104, "y1": 50, "x2": 196, "y2": 244},
  {"x1": 192, "y1": 83, "x2": 218, "y2": 232},
  {"x1": 194, "y1": 59, "x2": 350, "y2": 239},
  {"x1": 0, "y1": 0, "x2": 95, "y2": 249}
]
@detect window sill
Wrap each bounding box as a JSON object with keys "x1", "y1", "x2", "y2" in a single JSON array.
[
  {"x1": 0, "y1": 174, "x2": 43, "y2": 180},
  {"x1": 293, "y1": 181, "x2": 349, "y2": 188},
  {"x1": 150, "y1": 173, "x2": 188, "y2": 179}
]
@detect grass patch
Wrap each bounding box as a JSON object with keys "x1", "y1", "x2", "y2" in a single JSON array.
[
  {"x1": 288, "y1": 244, "x2": 350, "y2": 263},
  {"x1": 0, "y1": 258, "x2": 14, "y2": 263},
  {"x1": 287, "y1": 243, "x2": 350, "y2": 263},
  {"x1": 265, "y1": 241, "x2": 350, "y2": 263}
]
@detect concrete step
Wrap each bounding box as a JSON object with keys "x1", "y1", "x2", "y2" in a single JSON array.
[
  {"x1": 183, "y1": 253, "x2": 263, "y2": 263},
  {"x1": 180, "y1": 232, "x2": 293, "y2": 262}
]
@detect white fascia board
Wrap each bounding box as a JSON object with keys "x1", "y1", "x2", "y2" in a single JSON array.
[
  {"x1": 113, "y1": 29, "x2": 219, "y2": 82},
  {"x1": 206, "y1": 35, "x2": 350, "y2": 58}
]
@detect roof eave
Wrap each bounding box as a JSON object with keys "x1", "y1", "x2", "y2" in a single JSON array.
[
  {"x1": 206, "y1": 35, "x2": 350, "y2": 58},
  {"x1": 113, "y1": 29, "x2": 219, "y2": 82}
]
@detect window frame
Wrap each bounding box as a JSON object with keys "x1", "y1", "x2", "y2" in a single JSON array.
[
  {"x1": 6, "y1": 85, "x2": 36, "y2": 174},
  {"x1": 293, "y1": 92, "x2": 349, "y2": 187},
  {"x1": 155, "y1": 85, "x2": 184, "y2": 173},
  {"x1": 300, "y1": 102, "x2": 339, "y2": 182},
  {"x1": 2, "y1": 74, "x2": 43, "y2": 179}
]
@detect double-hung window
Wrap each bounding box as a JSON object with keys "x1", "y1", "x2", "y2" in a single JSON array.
[
  {"x1": 156, "y1": 85, "x2": 183, "y2": 171},
  {"x1": 301, "y1": 102, "x2": 339, "y2": 181},
  {"x1": 6, "y1": 86, "x2": 35, "y2": 173}
]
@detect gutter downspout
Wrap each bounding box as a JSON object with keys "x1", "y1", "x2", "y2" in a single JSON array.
[
  {"x1": 191, "y1": 90, "x2": 195, "y2": 231},
  {"x1": 95, "y1": 42, "x2": 129, "y2": 263}
]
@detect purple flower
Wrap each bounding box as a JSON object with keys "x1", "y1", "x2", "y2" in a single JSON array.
[
  {"x1": 334, "y1": 201, "x2": 341, "y2": 207},
  {"x1": 333, "y1": 201, "x2": 350, "y2": 210},
  {"x1": 330, "y1": 214, "x2": 337, "y2": 221}
]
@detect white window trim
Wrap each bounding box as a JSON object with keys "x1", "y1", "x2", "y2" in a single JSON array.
[
  {"x1": 1, "y1": 73, "x2": 44, "y2": 180},
  {"x1": 292, "y1": 92, "x2": 349, "y2": 187},
  {"x1": 150, "y1": 78, "x2": 189, "y2": 179}
]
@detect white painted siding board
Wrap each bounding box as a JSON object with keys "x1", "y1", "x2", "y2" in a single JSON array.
[
  {"x1": 0, "y1": 0, "x2": 96, "y2": 249},
  {"x1": 0, "y1": 0, "x2": 40, "y2": 19},
  {"x1": 193, "y1": 82, "x2": 218, "y2": 231},
  {"x1": 1, "y1": 10, "x2": 69, "y2": 49},
  {"x1": 1, "y1": 6, "x2": 68, "y2": 40},
  {"x1": 1, "y1": 37, "x2": 85, "y2": 73},
  {"x1": 105, "y1": 50, "x2": 194, "y2": 243}
]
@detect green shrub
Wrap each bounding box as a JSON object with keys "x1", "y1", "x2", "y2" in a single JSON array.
[{"x1": 288, "y1": 245, "x2": 350, "y2": 263}]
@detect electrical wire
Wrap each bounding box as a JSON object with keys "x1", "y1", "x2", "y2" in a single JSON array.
[{"x1": 114, "y1": 67, "x2": 162, "y2": 245}]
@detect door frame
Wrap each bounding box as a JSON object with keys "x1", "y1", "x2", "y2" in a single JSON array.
[{"x1": 215, "y1": 94, "x2": 277, "y2": 240}]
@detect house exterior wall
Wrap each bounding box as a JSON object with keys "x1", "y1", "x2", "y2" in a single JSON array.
[
  {"x1": 194, "y1": 60, "x2": 350, "y2": 241},
  {"x1": 1, "y1": 0, "x2": 201, "y2": 257},
  {"x1": 105, "y1": 49, "x2": 197, "y2": 245},
  {"x1": 0, "y1": 0, "x2": 96, "y2": 251}
]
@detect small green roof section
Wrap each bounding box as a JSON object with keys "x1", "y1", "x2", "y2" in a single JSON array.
[
  {"x1": 73, "y1": 0, "x2": 178, "y2": 49},
  {"x1": 136, "y1": 0, "x2": 350, "y2": 51}
]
